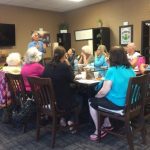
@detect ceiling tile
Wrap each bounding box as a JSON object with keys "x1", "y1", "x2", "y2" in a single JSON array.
[{"x1": 0, "y1": 0, "x2": 107, "y2": 12}]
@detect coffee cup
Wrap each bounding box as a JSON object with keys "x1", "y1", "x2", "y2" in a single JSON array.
[
  {"x1": 81, "y1": 71, "x2": 86, "y2": 79},
  {"x1": 94, "y1": 72, "x2": 99, "y2": 79}
]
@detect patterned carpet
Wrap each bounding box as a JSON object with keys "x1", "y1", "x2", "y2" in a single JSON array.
[{"x1": 0, "y1": 118, "x2": 150, "y2": 150}]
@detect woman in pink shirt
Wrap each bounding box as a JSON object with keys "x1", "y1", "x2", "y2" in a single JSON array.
[{"x1": 21, "y1": 47, "x2": 44, "y2": 92}]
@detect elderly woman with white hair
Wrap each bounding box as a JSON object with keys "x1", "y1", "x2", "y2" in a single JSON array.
[
  {"x1": 21, "y1": 47, "x2": 44, "y2": 92},
  {"x1": 78, "y1": 45, "x2": 94, "y2": 65},
  {"x1": 2, "y1": 52, "x2": 22, "y2": 74}
]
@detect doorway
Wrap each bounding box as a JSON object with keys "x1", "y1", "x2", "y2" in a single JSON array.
[{"x1": 141, "y1": 20, "x2": 150, "y2": 64}]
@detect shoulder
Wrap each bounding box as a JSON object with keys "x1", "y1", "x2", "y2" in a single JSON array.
[
  {"x1": 134, "y1": 52, "x2": 141, "y2": 57},
  {"x1": 34, "y1": 63, "x2": 44, "y2": 68},
  {"x1": 60, "y1": 62, "x2": 70, "y2": 70},
  {"x1": 38, "y1": 41, "x2": 44, "y2": 44},
  {"x1": 28, "y1": 41, "x2": 35, "y2": 45},
  {"x1": 107, "y1": 66, "x2": 116, "y2": 72},
  {"x1": 105, "y1": 67, "x2": 115, "y2": 76},
  {"x1": 28, "y1": 41, "x2": 35, "y2": 47}
]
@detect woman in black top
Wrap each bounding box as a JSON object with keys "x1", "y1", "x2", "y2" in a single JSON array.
[{"x1": 42, "y1": 46, "x2": 82, "y2": 127}]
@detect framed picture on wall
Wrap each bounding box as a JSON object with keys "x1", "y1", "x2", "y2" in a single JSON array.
[{"x1": 119, "y1": 25, "x2": 133, "y2": 46}]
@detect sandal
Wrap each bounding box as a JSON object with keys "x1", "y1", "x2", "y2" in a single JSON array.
[
  {"x1": 102, "y1": 126, "x2": 114, "y2": 131},
  {"x1": 90, "y1": 130, "x2": 107, "y2": 141},
  {"x1": 68, "y1": 121, "x2": 77, "y2": 134},
  {"x1": 69, "y1": 127, "x2": 77, "y2": 134},
  {"x1": 100, "y1": 130, "x2": 107, "y2": 138},
  {"x1": 90, "y1": 133, "x2": 99, "y2": 141},
  {"x1": 60, "y1": 118, "x2": 66, "y2": 127}
]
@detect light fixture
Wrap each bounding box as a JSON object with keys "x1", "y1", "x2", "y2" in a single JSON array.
[{"x1": 69, "y1": 0, "x2": 84, "y2": 2}]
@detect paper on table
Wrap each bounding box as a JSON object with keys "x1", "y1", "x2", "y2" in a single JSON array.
[
  {"x1": 133, "y1": 69, "x2": 139, "y2": 72},
  {"x1": 76, "y1": 79, "x2": 100, "y2": 84}
]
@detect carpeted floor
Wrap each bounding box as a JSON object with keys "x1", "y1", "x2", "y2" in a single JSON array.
[{"x1": 0, "y1": 118, "x2": 150, "y2": 150}]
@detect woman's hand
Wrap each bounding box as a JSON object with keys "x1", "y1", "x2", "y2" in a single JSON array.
[
  {"x1": 64, "y1": 59, "x2": 71, "y2": 66},
  {"x1": 95, "y1": 80, "x2": 112, "y2": 98}
]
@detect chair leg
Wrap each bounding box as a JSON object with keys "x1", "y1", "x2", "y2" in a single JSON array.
[
  {"x1": 97, "y1": 111, "x2": 101, "y2": 142},
  {"x1": 140, "y1": 115, "x2": 147, "y2": 144},
  {"x1": 36, "y1": 114, "x2": 40, "y2": 141},
  {"x1": 23, "y1": 123, "x2": 27, "y2": 133},
  {"x1": 51, "y1": 116, "x2": 57, "y2": 148},
  {"x1": 141, "y1": 125, "x2": 147, "y2": 144},
  {"x1": 125, "y1": 121, "x2": 134, "y2": 150}
]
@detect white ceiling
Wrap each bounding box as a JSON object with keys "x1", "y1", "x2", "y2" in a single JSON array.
[{"x1": 0, "y1": 0, "x2": 107, "y2": 12}]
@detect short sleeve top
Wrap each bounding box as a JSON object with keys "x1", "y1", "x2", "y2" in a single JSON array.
[{"x1": 105, "y1": 66, "x2": 136, "y2": 106}]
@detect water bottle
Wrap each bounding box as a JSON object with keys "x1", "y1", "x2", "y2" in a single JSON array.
[{"x1": 74, "y1": 58, "x2": 78, "y2": 71}]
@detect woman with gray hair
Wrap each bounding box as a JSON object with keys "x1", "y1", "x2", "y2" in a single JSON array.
[
  {"x1": 21, "y1": 47, "x2": 44, "y2": 92},
  {"x1": 78, "y1": 45, "x2": 94, "y2": 65},
  {"x1": 2, "y1": 52, "x2": 22, "y2": 74}
]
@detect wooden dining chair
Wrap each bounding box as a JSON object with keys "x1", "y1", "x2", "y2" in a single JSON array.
[
  {"x1": 5, "y1": 73, "x2": 27, "y2": 107},
  {"x1": 143, "y1": 72, "x2": 150, "y2": 121},
  {"x1": 96, "y1": 75, "x2": 147, "y2": 150},
  {"x1": 28, "y1": 76, "x2": 78, "y2": 148},
  {"x1": 5, "y1": 73, "x2": 29, "y2": 132}
]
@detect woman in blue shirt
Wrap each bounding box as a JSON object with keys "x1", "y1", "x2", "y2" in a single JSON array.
[
  {"x1": 89, "y1": 46, "x2": 136, "y2": 141},
  {"x1": 94, "y1": 45, "x2": 109, "y2": 77},
  {"x1": 94, "y1": 45, "x2": 108, "y2": 67}
]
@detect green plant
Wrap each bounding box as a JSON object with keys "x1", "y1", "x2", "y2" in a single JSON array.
[
  {"x1": 59, "y1": 23, "x2": 69, "y2": 30},
  {"x1": 97, "y1": 19, "x2": 103, "y2": 27}
]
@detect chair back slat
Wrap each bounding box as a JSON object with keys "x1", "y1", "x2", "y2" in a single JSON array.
[
  {"x1": 5, "y1": 73, "x2": 27, "y2": 105},
  {"x1": 125, "y1": 75, "x2": 147, "y2": 116},
  {"x1": 28, "y1": 77, "x2": 57, "y2": 113},
  {"x1": 144, "y1": 73, "x2": 150, "y2": 102}
]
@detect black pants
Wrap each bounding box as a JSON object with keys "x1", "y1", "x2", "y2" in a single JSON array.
[{"x1": 89, "y1": 97, "x2": 124, "y2": 111}]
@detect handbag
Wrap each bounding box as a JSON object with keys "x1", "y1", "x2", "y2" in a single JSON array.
[{"x1": 12, "y1": 99, "x2": 36, "y2": 127}]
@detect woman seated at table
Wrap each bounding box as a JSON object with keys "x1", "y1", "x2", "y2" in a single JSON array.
[
  {"x1": 126, "y1": 42, "x2": 141, "y2": 69},
  {"x1": 65, "y1": 48, "x2": 76, "y2": 68},
  {"x1": 94, "y1": 45, "x2": 108, "y2": 67},
  {"x1": 0, "y1": 52, "x2": 22, "y2": 108},
  {"x1": 42, "y1": 46, "x2": 82, "y2": 131},
  {"x1": 94, "y1": 45, "x2": 109, "y2": 77},
  {"x1": 21, "y1": 47, "x2": 44, "y2": 92},
  {"x1": 2, "y1": 52, "x2": 22, "y2": 74},
  {"x1": 78, "y1": 45, "x2": 94, "y2": 65},
  {"x1": 89, "y1": 46, "x2": 136, "y2": 141}
]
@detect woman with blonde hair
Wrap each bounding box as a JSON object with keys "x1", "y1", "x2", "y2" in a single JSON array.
[
  {"x1": 21, "y1": 47, "x2": 44, "y2": 92},
  {"x1": 94, "y1": 45, "x2": 109, "y2": 67}
]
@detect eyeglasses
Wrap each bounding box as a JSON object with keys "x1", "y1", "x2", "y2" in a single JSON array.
[{"x1": 34, "y1": 34, "x2": 39, "y2": 37}]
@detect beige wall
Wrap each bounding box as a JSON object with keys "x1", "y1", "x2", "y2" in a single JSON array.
[
  {"x1": 0, "y1": 5, "x2": 64, "y2": 57},
  {"x1": 64, "y1": 0, "x2": 150, "y2": 52},
  {"x1": 0, "y1": 0, "x2": 150, "y2": 57}
]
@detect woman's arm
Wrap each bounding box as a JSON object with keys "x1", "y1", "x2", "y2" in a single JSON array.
[
  {"x1": 139, "y1": 63, "x2": 148, "y2": 74},
  {"x1": 94, "y1": 55, "x2": 106, "y2": 67},
  {"x1": 129, "y1": 57, "x2": 138, "y2": 68},
  {"x1": 95, "y1": 80, "x2": 112, "y2": 98}
]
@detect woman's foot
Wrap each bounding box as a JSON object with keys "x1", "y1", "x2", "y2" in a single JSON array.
[
  {"x1": 90, "y1": 130, "x2": 108, "y2": 141},
  {"x1": 60, "y1": 118, "x2": 66, "y2": 127},
  {"x1": 68, "y1": 120, "x2": 77, "y2": 134},
  {"x1": 101, "y1": 125, "x2": 114, "y2": 131}
]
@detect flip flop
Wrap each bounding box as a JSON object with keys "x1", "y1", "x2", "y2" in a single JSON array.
[
  {"x1": 60, "y1": 118, "x2": 67, "y2": 127},
  {"x1": 102, "y1": 126, "x2": 114, "y2": 131},
  {"x1": 90, "y1": 133, "x2": 99, "y2": 141},
  {"x1": 100, "y1": 130, "x2": 107, "y2": 138},
  {"x1": 90, "y1": 130, "x2": 107, "y2": 141},
  {"x1": 68, "y1": 121, "x2": 77, "y2": 134}
]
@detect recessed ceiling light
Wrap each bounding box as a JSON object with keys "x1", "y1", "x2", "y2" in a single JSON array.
[{"x1": 69, "y1": 0, "x2": 84, "y2": 2}]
